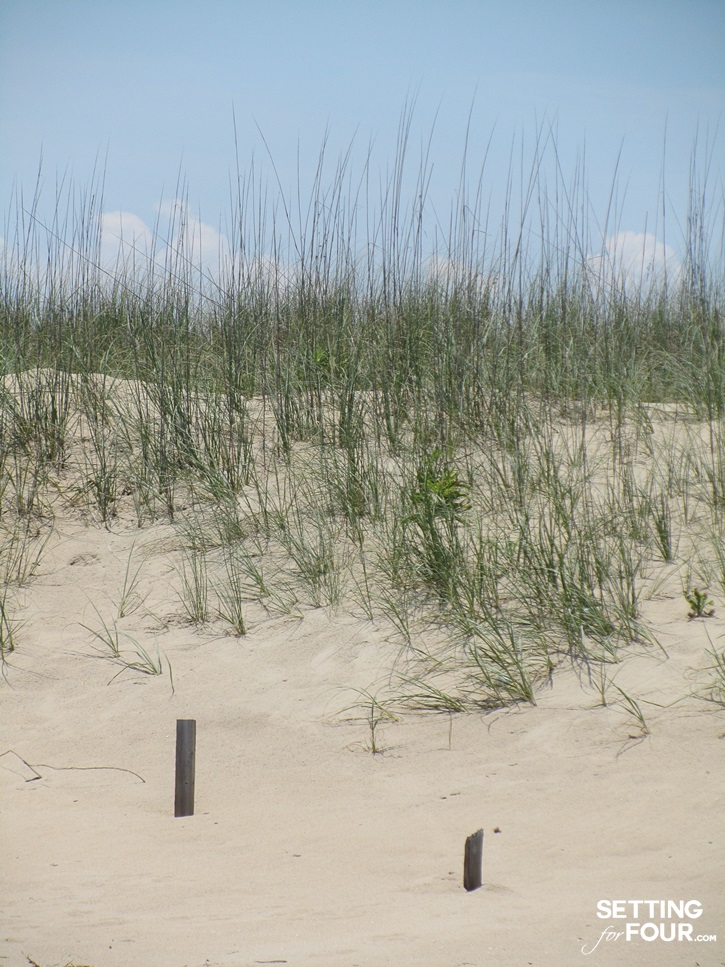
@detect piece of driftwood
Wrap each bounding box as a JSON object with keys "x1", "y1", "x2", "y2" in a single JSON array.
[
  {"x1": 174, "y1": 719, "x2": 196, "y2": 817},
  {"x1": 463, "y1": 828, "x2": 484, "y2": 891}
]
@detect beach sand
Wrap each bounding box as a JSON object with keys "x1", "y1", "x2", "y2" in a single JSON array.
[{"x1": 1, "y1": 395, "x2": 724, "y2": 967}]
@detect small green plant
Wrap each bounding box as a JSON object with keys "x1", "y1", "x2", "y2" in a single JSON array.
[
  {"x1": 81, "y1": 606, "x2": 124, "y2": 658},
  {"x1": 340, "y1": 688, "x2": 400, "y2": 754},
  {"x1": 685, "y1": 587, "x2": 715, "y2": 619},
  {"x1": 127, "y1": 642, "x2": 164, "y2": 677},
  {"x1": 365, "y1": 694, "x2": 398, "y2": 754},
  {"x1": 81, "y1": 606, "x2": 164, "y2": 680},
  {"x1": 178, "y1": 548, "x2": 210, "y2": 623},
  {"x1": 462, "y1": 616, "x2": 545, "y2": 707},
  {"x1": 402, "y1": 450, "x2": 470, "y2": 601},
  {"x1": 409, "y1": 449, "x2": 471, "y2": 521},
  {"x1": 215, "y1": 548, "x2": 248, "y2": 636},
  {"x1": 116, "y1": 544, "x2": 145, "y2": 617},
  {"x1": 611, "y1": 684, "x2": 651, "y2": 737}
]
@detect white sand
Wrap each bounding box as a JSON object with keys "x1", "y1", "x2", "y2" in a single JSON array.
[{"x1": 2, "y1": 454, "x2": 724, "y2": 966}]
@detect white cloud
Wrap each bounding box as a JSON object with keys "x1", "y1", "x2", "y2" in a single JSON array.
[
  {"x1": 154, "y1": 199, "x2": 230, "y2": 274},
  {"x1": 586, "y1": 231, "x2": 681, "y2": 294},
  {"x1": 98, "y1": 203, "x2": 231, "y2": 293},
  {"x1": 99, "y1": 211, "x2": 154, "y2": 273},
  {"x1": 95, "y1": 204, "x2": 309, "y2": 306}
]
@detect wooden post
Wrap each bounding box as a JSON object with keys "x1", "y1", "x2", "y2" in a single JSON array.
[
  {"x1": 463, "y1": 828, "x2": 483, "y2": 891},
  {"x1": 174, "y1": 719, "x2": 196, "y2": 817}
]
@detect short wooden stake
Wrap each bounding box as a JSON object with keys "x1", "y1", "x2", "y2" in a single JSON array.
[
  {"x1": 174, "y1": 719, "x2": 196, "y2": 817},
  {"x1": 463, "y1": 828, "x2": 484, "y2": 891}
]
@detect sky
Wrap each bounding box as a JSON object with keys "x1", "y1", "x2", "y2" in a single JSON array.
[{"x1": 1, "y1": 0, "x2": 723, "y2": 282}]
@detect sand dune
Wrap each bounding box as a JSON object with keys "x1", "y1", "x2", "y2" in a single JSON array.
[
  {"x1": 2, "y1": 500, "x2": 724, "y2": 967},
  {"x1": 2, "y1": 373, "x2": 724, "y2": 965}
]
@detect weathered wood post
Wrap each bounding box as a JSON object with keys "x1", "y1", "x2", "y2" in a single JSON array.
[
  {"x1": 174, "y1": 719, "x2": 196, "y2": 817},
  {"x1": 463, "y1": 828, "x2": 484, "y2": 891}
]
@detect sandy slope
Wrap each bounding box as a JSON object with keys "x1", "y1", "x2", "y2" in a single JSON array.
[{"x1": 1, "y1": 504, "x2": 724, "y2": 967}]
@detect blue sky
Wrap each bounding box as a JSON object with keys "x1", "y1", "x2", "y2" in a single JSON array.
[{"x1": 1, "y1": 0, "x2": 723, "y2": 277}]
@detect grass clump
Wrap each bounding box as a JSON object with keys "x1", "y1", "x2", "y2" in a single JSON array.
[{"x1": 81, "y1": 605, "x2": 164, "y2": 680}]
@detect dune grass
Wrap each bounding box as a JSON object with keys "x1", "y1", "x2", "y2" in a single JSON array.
[{"x1": 1, "y1": 125, "x2": 723, "y2": 713}]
